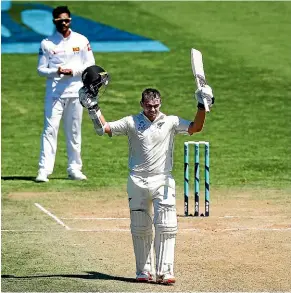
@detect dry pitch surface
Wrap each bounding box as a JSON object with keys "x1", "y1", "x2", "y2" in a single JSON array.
[{"x1": 2, "y1": 188, "x2": 291, "y2": 292}]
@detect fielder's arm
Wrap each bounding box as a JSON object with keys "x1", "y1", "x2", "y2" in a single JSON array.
[{"x1": 37, "y1": 41, "x2": 59, "y2": 78}]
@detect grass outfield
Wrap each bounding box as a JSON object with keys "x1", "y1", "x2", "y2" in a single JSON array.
[
  {"x1": 2, "y1": 1, "x2": 291, "y2": 193},
  {"x1": 1, "y1": 1, "x2": 291, "y2": 292}
]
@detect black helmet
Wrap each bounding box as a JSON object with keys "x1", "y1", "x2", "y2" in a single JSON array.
[{"x1": 82, "y1": 65, "x2": 110, "y2": 95}]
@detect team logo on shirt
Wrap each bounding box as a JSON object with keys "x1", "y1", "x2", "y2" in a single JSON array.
[
  {"x1": 72, "y1": 47, "x2": 80, "y2": 52},
  {"x1": 156, "y1": 122, "x2": 165, "y2": 129}
]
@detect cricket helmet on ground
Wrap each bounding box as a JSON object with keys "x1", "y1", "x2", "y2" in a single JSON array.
[{"x1": 82, "y1": 65, "x2": 110, "y2": 95}]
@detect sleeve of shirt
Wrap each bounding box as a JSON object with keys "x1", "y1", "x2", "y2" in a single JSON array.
[
  {"x1": 72, "y1": 37, "x2": 95, "y2": 77},
  {"x1": 37, "y1": 40, "x2": 59, "y2": 78},
  {"x1": 108, "y1": 116, "x2": 130, "y2": 136},
  {"x1": 173, "y1": 116, "x2": 191, "y2": 135}
]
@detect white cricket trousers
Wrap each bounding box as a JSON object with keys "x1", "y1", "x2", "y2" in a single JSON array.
[
  {"x1": 127, "y1": 172, "x2": 177, "y2": 276},
  {"x1": 38, "y1": 96, "x2": 83, "y2": 175},
  {"x1": 127, "y1": 172, "x2": 176, "y2": 215}
]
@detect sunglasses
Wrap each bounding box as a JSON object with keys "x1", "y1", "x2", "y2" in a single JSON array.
[{"x1": 54, "y1": 18, "x2": 71, "y2": 24}]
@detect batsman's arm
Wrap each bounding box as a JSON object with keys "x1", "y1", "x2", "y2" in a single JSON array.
[
  {"x1": 188, "y1": 108, "x2": 206, "y2": 135},
  {"x1": 104, "y1": 122, "x2": 112, "y2": 136},
  {"x1": 88, "y1": 108, "x2": 112, "y2": 136},
  {"x1": 188, "y1": 85, "x2": 214, "y2": 134},
  {"x1": 79, "y1": 87, "x2": 112, "y2": 136},
  {"x1": 88, "y1": 107, "x2": 131, "y2": 137}
]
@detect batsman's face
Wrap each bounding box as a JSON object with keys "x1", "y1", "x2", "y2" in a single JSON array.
[
  {"x1": 54, "y1": 13, "x2": 71, "y2": 34},
  {"x1": 141, "y1": 98, "x2": 161, "y2": 122}
]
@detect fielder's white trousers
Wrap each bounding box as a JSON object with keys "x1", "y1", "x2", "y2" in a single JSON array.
[{"x1": 38, "y1": 96, "x2": 83, "y2": 175}]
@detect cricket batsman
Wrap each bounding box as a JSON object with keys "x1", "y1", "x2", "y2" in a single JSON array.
[{"x1": 79, "y1": 65, "x2": 214, "y2": 284}]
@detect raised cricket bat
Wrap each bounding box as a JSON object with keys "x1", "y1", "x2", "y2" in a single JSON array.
[{"x1": 191, "y1": 48, "x2": 210, "y2": 112}]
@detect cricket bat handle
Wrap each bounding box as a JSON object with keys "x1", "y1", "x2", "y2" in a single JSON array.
[
  {"x1": 201, "y1": 91, "x2": 210, "y2": 112},
  {"x1": 196, "y1": 75, "x2": 210, "y2": 113}
]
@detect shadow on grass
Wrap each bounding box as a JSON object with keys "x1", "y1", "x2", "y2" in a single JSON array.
[
  {"x1": 1, "y1": 176, "x2": 69, "y2": 181},
  {"x1": 1, "y1": 176, "x2": 36, "y2": 181},
  {"x1": 1, "y1": 271, "x2": 138, "y2": 283}
]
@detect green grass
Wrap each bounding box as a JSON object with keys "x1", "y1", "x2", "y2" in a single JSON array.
[
  {"x1": 2, "y1": 2, "x2": 291, "y2": 292},
  {"x1": 2, "y1": 1, "x2": 291, "y2": 194}
]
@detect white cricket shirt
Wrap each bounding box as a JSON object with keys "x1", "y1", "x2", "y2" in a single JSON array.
[
  {"x1": 37, "y1": 29, "x2": 95, "y2": 98},
  {"x1": 108, "y1": 112, "x2": 191, "y2": 174}
]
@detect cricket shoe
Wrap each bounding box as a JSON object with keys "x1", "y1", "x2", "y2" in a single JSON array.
[
  {"x1": 35, "y1": 170, "x2": 49, "y2": 182},
  {"x1": 156, "y1": 273, "x2": 176, "y2": 284},
  {"x1": 136, "y1": 271, "x2": 153, "y2": 282},
  {"x1": 68, "y1": 170, "x2": 87, "y2": 180}
]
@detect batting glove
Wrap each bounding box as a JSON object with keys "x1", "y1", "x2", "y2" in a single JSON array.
[
  {"x1": 195, "y1": 85, "x2": 215, "y2": 110},
  {"x1": 79, "y1": 87, "x2": 99, "y2": 110}
]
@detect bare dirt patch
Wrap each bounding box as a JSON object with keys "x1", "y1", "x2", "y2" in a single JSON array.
[{"x1": 5, "y1": 188, "x2": 291, "y2": 291}]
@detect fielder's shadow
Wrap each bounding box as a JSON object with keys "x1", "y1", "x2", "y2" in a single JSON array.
[
  {"x1": 2, "y1": 271, "x2": 137, "y2": 283},
  {"x1": 1, "y1": 176, "x2": 72, "y2": 182},
  {"x1": 1, "y1": 176, "x2": 36, "y2": 181}
]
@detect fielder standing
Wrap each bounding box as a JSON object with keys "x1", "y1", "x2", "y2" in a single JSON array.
[
  {"x1": 79, "y1": 65, "x2": 214, "y2": 284},
  {"x1": 36, "y1": 6, "x2": 95, "y2": 182}
]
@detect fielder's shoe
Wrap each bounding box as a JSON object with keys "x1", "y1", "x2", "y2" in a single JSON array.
[
  {"x1": 136, "y1": 271, "x2": 153, "y2": 282},
  {"x1": 68, "y1": 170, "x2": 87, "y2": 180},
  {"x1": 35, "y1": 170, "x2": 49, "y2": 182},
  {"x1": 156, "y1": 273, "x2": 176, "y2": 284}
]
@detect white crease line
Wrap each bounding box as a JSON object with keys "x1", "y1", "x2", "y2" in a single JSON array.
[
  {"x1": 62, "y1": 216, "x2": 291, "y2": 220},
  {"x1": 61, "y1": 217, "x2": 130, "y2": 220},
  {"x1": 74, "y1": 228, "x2": 130, "y2": 232},
  {"x1": 1, "y1": 230, "x2": 44, "y2": 232},
  {"x1": 73, "y1": 227, "x2": 291, "y2": 233},
  {"x1": 2, "y1": 227, "x2": 291, "y2": 233},
  {"x1": 219, "y1": 215, "x2": 290, "y2": 219},
  {"x1": 34, "y1": 203, "x2": 71, "y2": 230},
  {"x1": 220, "y1": 227, "x2": 291, "y2": 232},
  {"x1": 182, "y1": 227, "x2": 291, "y2": 232}
]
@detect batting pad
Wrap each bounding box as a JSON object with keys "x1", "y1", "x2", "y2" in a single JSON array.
[
  {"x1": 155, "y1": 232, "x2": 176, "y2": 276},
  {"x1": 153, "y1": 202, "x2": 178, "y2": 233},
  {"x1": 130, "y1": 210, "x2": 154, "y2": 275},
  {"x1": 153, "y1": 204, "x2": 177, "y2": 275}
]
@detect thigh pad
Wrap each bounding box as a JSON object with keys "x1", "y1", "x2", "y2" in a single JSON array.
[
  {"x1": 153, "y1": 202, "x2": 177, "y2": 234},
  {"x1": 130, "y1": 210, "x2": 153, "y2": 236}
]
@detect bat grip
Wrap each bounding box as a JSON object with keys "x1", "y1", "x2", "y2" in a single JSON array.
[{"x1": 203, "y1": 97, "x2": 210, "y2": 112}]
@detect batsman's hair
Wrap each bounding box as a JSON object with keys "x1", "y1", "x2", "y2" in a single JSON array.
[
  {"x1": 141, "y1": 88, "x2": 161, "y2": 103},
  {"x1": 53, "y1": 6, "x2": 71, "y2": 19}
]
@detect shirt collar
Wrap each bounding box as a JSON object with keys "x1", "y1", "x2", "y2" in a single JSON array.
[
  {"x1": 141, "y1": 111, "x2": 164, "y2": 123},
  {"x1": 56, "y1": 29, "x2": 72, "y2": 40}
]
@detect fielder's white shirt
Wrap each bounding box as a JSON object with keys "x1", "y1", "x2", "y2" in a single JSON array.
[
  {"x1": 108, "y1": 112, "x2": 191, "y2": 174},
  {"x1": 37, "y1": 29, "x2": 95, "y2": 98}
]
